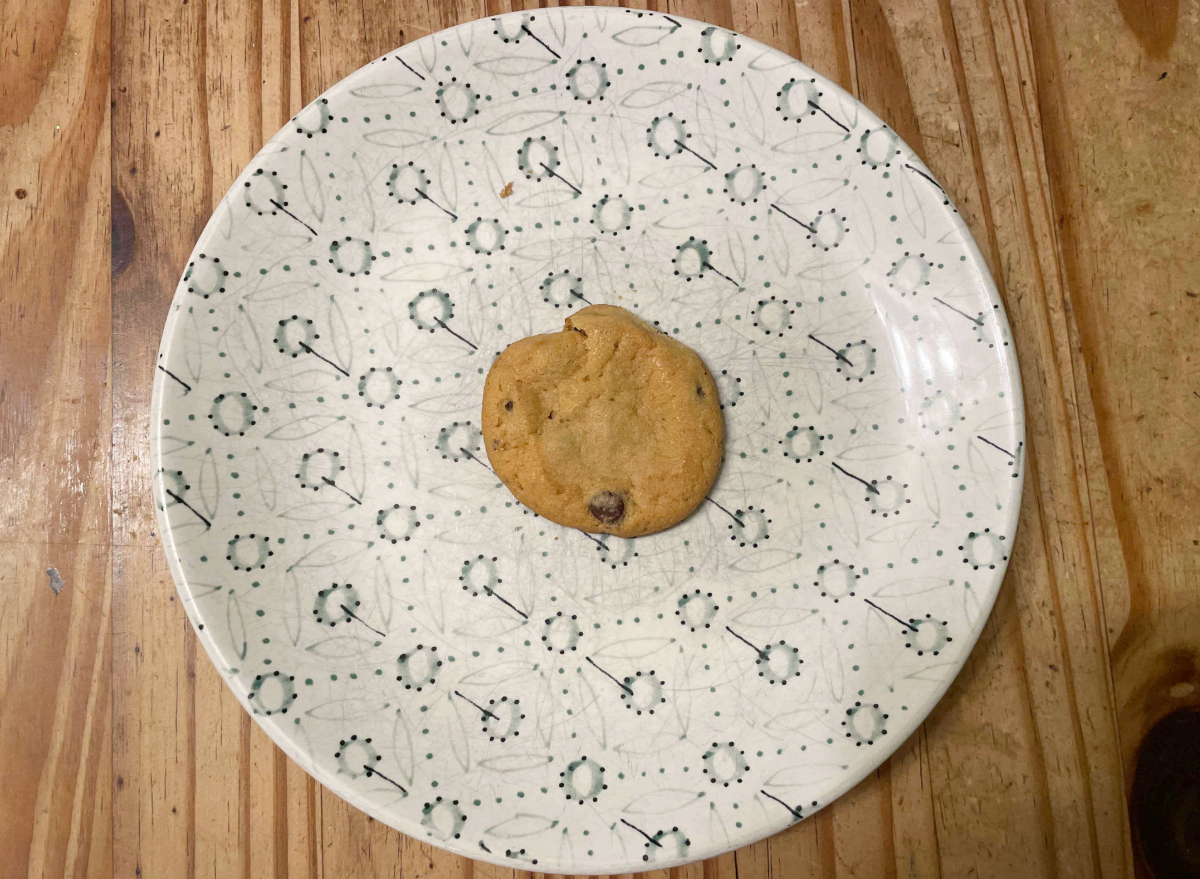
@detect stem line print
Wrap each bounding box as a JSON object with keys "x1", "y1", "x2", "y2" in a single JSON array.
[
  {"x1": 484, "y1": 584, "x2": 529, "y2": 620},
  {"x1": 520, "y1": 24, "x2": 561, "y2": 59},
  {"x1": 976, "y1": 435, "x2": 1016, "y2": 459},
  {"x1": 863, "y1": 598, "x2": 913, "y2": 632},
  {"x1": 157, "y1": 364, "x2": 192, "y2": 393},
  {"x1": 831, "y1": 461, "x2": 880, "y2": 495},
  {"x1": 807, "y1": 334, "x2": 853, "y2": 366},
  {"x1": 586, "y1": 656, "x2": 634, "y2": 695},
  {"x1": 806, "y1": 101, "x2": 849, "y2": 132},
  {"x1": 673, "y1": 139, "x2": 716, "y2": 170},
  {"x1": 434, "y1": 317, "x2": 478, "y2": 350},
  {"x1": 164, "y1": 489, "x2": 211, "y2": 528},
  {"x1": 705, "y1": 496, "x2": 745, "y2": 528},
  {"x1": 459, "y1": 446, "x2": 494, "y2": 474},
  {"x1": 725, "y1": 626, "x2": 767, "y2": 658},
  {"x1": 269, "y1": 199, "x2": 318, "y2": 236},
  {"x1": 702, "y1": 261, "x2": 739, "y2": 287},
  {"x1": 761, "y1": 789, "x2": 804, "y2": 820},
  {"x1": 298, "y1": 341, "x2": 350, "y2": 377},
  {"x1": 340, "y1": 604, "x2": 385, "y2": 636},
  {"x1": 415, "y1": 188, "x2": 458, "y2": 221},
  {"x1": 396, "y1": 56, "x2": 425, "y2": 81},
  {"x1": 620, "y1": 818, "x2": 664, "y2": 847},
  {"x1": 539, "y1": 162, "x2": 582, "y2": 195},
  {"x1": 770, "y1": 202, "x2": 817, "y2": 234},
  {"x1": 322, "y1": 476, "x2": 362, "y2": 504},
  {"x1": 453, "y1": 690, "x2": 499, "y2": 720},
  {"x1": 904, "y1": 163, "x2": 947, "y2": 197},
  {"x1": 933, "y1": 296, "x2": 984, "y2": 327},
  {"x1": 363, "y1": 765, "x2": 408, "y2": 794},
  {"x1": 577, "y1": 529, "x2": 610, "y2": 553}
]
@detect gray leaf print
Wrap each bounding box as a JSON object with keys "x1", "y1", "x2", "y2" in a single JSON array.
[
  {"x1": 249, "y1": 446, "x2": 277, "y2": 511},
  {"x1": 474, "y1": 56, "x2": 558, "y2": 76},
  {"x1": 242, "y1": 279, "x2": 317, "y2": 302},
  {"x1": 378, "y1": 262, "x2": 470, "y2": 284},
  {"x1": 390, "y1": 709, "x2": 417, "y2": 785},
  {"x1": 417, "y1": 35, "x2": 436, "y2": 73},
  {"x1": 276, "y1": 500, "x2": 352, "y2": 521},
  {"x1": 264, "y1": 415, "x2": 341, "y2": 441},
  {"x1": 873, "y1": 576, "x2": 952, "y2": 598},
  {"x1": 348, "y1": 83, "x2": 423, "y2": 100},
  {"x1": 304, "y1": 698, "x2": 392, "y2": 721},
  {"x1": 762, "y1": 763, "x2": 845, "y2": 789},
  {"x1": 589, "y1": 637, "x2": 674, "y2": 661},
  {"x1": 227, "y1": 591, "x2": 248, "y2": 661},
  {"x1": 483, "y1": 813, "x2": 560, "y2": 837},
  {"x1": 836, "y1": 442, "x2": 910, "y2": 461},
  {"x1": 304, "y1": 635, "x2": 380, "y2": 658},
  {"x1": 620, "y1": 80, "x2": 689, "y2": 109},
  {"x1": 820, "y1": 625, "x2": 845, "y2": 702},
  {"x1": 182, "y1": 307, "x2": 203, "y2": 384},
  {"x1": 362, "y1": 129, "x2": 431, "y2": 148},
  {"x1": 546, "y1": 8, "x2": 567, "y2": 45},
  {"x1": 621, "y1": 789, "x2": 704, "y2": 815},
  {"x1": 610, "y1": 24, "x2": 678, "y2": 46},
  {"x1": 436, "y1": 142, "x2": 458, "y2": 214},
  {"x1": 447, "y1": 689, "x2": 473, "y2": 772},
  {"x1": 919, "y1": 454, "x2": 941, "y2": 519},
  {"x1": 475, "y1": 754, "x2": 554, "y2": 773},
  {"x1": 285, "y1": 538, "x2": 368, "y2": 570},
  {"x1": 198, "y1": 448, "x2": 220, "y2": 521},
  {"x1": 486, "y1": 109, "x2": 566, "y2": 136},
  {"x1": 285, "y1": 571, "x2": 303, "y2": 645},
  {"x1": 770, "y1": 129, "x2": 853, "y2": 156},
  {"x1": 327, "y1": 295, "x2": 352, "y2": 376},
  {"x1": 300, "y1": 151, "x2": 327, "y2": 223},
  {"x1": 898, "y1": 161, "x2": 928, "y2": 238},
  {"x1": 264, "y1": 369, "x2": 341, "y2": 395}
]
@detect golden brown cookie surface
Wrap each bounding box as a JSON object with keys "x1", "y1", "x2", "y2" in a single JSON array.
[{"x1": 481, "y1": 305, "x2": 724, "y2": 537}]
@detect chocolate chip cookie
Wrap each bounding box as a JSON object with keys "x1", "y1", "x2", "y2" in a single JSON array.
[{"x1": 481, "y1": 305, "x2": 723, "y2": 537}]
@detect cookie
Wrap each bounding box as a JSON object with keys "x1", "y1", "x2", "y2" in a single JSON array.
[{"x1": 482, "y1": 305, "x2": 724, "y2": 537}]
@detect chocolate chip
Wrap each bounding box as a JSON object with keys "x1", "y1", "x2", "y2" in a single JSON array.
[
  {"x1": 588, "y1": 491, "x2": 625, "y2": 524},
  {"x1": 572, "y1": 326, "x2": 588, "y2": 338},
  {"x1": 547, "y1": 411, "x2": 554, "y2": 420},
  {"x1": 696, "y1": 385, "x2": 704, "y2": 398},
  {"x1": 504, "y1": 400, "x2": 513, "y2": 411}
]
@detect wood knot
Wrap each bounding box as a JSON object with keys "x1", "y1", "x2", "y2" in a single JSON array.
[{"x1": 1131, "y1": 706, "x2": 1200, "y2": 877}]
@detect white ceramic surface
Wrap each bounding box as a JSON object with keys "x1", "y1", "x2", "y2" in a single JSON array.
[{"x1": 152, "y1": 9, "x2": 1025, "y2": 873}]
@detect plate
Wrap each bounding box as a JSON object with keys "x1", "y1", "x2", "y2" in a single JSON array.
[{"x1": 152, "y1": 9, "x2": 1024, "y2": 874}]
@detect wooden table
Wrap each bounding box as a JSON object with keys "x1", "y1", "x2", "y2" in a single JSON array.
[{"x1": 3, "y1": 0, "x2": 1197, "y2": 876}]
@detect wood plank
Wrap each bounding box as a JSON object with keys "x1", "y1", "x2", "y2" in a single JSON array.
[
  {"x1": 938, "y1": 0, "x2": 1133, "y2": 874},
  {"x1": 833, "y1": 2, "x2": 1132, "y2": 878},
  {"x1": 1027, "y1": 0, "x2": 1200, "y2": 755},
  {"x1": 91, "y1": 1, "x2": 1161, "y2": 878},
  {"x1": 0, "y1": 0, "x2": 112, "y2": 875},
  {"x1": 111, "y1": 1, "x2": 316, "y2": 878},
  {"x1": 1020, "y1": 0, "x2": 1199, "y2": 871},
  {"x1": 111, "y1": 546, "x2": 195, "y2": 879}
]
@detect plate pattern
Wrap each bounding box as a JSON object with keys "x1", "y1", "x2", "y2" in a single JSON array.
[{"x1": 152, "y1": 9, "x2": 1024, "y2": 873}]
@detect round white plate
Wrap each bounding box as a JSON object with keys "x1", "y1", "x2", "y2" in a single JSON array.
[{"x1": 152, "y1": 9, "x2": 1024, "y2": 874}]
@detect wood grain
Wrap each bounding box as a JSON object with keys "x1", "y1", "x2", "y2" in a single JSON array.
[
  {"x1": 0, "y1": 0, "x2": 112, "y2": 878},
  {"x1": 4, "y1": 0, "x2": 1198, "y2": 875}
]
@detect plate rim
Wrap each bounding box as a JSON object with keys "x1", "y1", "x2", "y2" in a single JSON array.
[{"x1": 151, "y1": 9, "x2": 1026, "y2": 873}]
